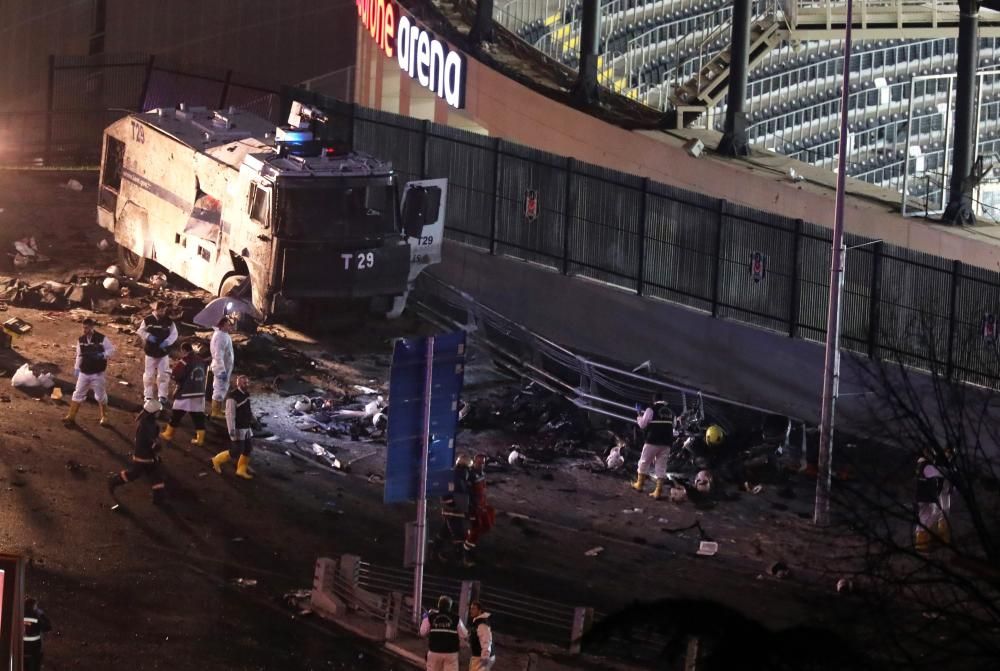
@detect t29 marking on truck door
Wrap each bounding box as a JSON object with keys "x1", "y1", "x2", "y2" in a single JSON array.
[
  {"x1": 129, "y1": 120, "x2": 145, "y2": 143},
  {"x1": 342, "y1": 252, "x2": 376, "y2": 270}
]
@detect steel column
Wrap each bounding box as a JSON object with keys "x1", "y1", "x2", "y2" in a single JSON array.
[
  {"x1": 718, "y1": 0, "x2": 753, "y2": 156},
  {"x1": 571, "y1": 0, "x2": 601, "y2": 107},
  {"x1": 943, "y1": 1, "x2": 980, "y2": 225},
  {"x1": 470, "y1": 0, "x2": 496, "y2": 45}
]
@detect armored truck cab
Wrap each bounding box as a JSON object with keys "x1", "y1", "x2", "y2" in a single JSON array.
[{"x1": 97, "y1": 102, "x2": 445, "y2": 320}]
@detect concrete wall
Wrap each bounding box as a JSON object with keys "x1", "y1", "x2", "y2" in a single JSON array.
[
  {"x1": 0, "y1": 0, "x2": 357, "y2": 111},
  {"x1": 431, "y1": 240, "x2": 882, "y2": 430}
]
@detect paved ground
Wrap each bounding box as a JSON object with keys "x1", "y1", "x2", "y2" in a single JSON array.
[{"x1": 0, "y1": 169, "x2": 896, "y2": 670}]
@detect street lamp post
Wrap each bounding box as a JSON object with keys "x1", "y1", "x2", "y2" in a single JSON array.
[{"x1": 814, "y1": 0, "x2": 855, "y2": 527}]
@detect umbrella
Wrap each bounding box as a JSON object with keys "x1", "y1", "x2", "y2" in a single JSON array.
[{"x1": 193, "y1": 296, "x2": 262, "y2": 328}]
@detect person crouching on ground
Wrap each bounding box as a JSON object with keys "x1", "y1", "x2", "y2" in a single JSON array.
[
  {"x1": 64, "y1": 317, "x2": 115, "y2": 427},
  {"x1": 211, "y1": 374, "x2": 254, "y2": 479},
  {"x1": 420, "y1": 595, "x2": 468, "y2": 671},
  {"x1": 159, "y1": 341, "x2": 209, "y2": 447},
  {"x1": 108, "y1": 399, "x2": 167, "y2": 505}
]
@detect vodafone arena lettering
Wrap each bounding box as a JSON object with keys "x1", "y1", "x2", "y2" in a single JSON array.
[{"x1": 357, "y1": 0, "x2": 467, "y2": 109}]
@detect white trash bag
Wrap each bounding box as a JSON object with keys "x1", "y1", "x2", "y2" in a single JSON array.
[{"x1": 11, "y1": 363, "x2": 55, "y2": 389}]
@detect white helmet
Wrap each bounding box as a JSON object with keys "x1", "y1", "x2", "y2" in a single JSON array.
[{"x1": 143, "y1": 399, "x2": 162, "y2": 414}]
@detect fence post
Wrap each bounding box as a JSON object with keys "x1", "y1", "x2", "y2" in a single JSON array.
[
  {"x1": 137, "y1": 55, "x2": 156, "y2": 111},
  {"x1": 489, "y1": 138, "x2": 501, "y2": 255},
  {"x1": 44, "y1": 55, "x2": 56, "y2": 166},
  {"x1": 348, "y1": 102, "x2": 357, "y2": 151},
  {"x1": 711, "y1": 200, "x2": 725, "y2": 317},
  {"x1": 420, "y1": 119, "x2": 431, "y2": 179},
  {"x1": 569, "y1": 606, "x2": 593, "y2": 654},
  {"x1": 218, "y1": 69, "x2": 234, "y2": 109},
  {"x1": 946, "y1": 259, "x2": 961, "y2": 378},
  {"x1": 384, "y1": 591, "x2": 402, "y2": 641},
  {"x1": 458, "y1": 580, "x2": 480, "y2": 620},
  {"x1": 866, "y1": 241, "x2": 884, "y2": 359},
  {"x1": 562, "y1": 158, "x2": 575, "y2": 275},
  {"x1": 788, "y1": 219, "x2": 803, "y2": 337},
  {"x1": 338, "y1": 554, "x2": 361, "y2": 608},
  {"x1": 636, "y1": 178, "x2": 649, "y2": 296}
]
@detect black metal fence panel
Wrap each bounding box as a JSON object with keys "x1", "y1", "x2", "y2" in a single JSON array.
[
  {"x1": 642, "y1": 191, "x2": 717, "y2": 313},
  {"x1": 425, "y1": 124, "x2": 495, "y2": 251}
]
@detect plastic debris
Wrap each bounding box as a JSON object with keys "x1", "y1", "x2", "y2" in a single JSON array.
[
  {"x1": 508, "y1": 447, "x2": 525, "y2": 466},
  {"x1": 102, "y1": 277, "x2": 121, "y2": 293},
  {"x1": 584, "y1": 546, "x2": 604, "y2": 557},
  {"x1": 97, "y1": 239, "x2": 110, "y2": 251},
  {"x1": 11, "y1": 363, "x2": 55, "y2": 390},
  {"x1": 696, "y1": 541, "x2": 719, "y2": 557},
  {"x1": 232, "y1": 578, "x2": 258, "y2": 588},
  {"x1": 50, "y1": 387, "x2": 63, "y2": 400},
  {"x1": 622, "y1": 507, "x2": 643, "y2": 514},
  {"x1": 605, "y1": 445, "x2": 624, "y2": 470},
  {"x1": 353, "y1": 384, "x2": 378, "y2": 394},
  {"x1": 64, "y1": 179, "x2": 84, "y2": 191}
]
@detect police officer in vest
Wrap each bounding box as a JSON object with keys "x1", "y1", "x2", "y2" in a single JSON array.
[
  {"x1": 632, "y1": 393, "x2": 674, "y2": 500},
  {"x1": 160, "y1": 341, "x2": 209, "y2": 447},
  {"x1": 467, "y1": 600, "x2": 495, "y2": 671},
  {"x1": 211, "y1": 374, "x2": 255, "y2": 479},
  {"x1": 419, "y1": 595, "x2": 468, "y2": 671},
  {"x1": 64, "y1": 318, "x2": 116, "y2": 427},
  {"x1": 23, "y1": 596, "x2": 52, "y2": 671},
  {"x1": 136, "y1": 300, "x2": 178, "y2": 404}
]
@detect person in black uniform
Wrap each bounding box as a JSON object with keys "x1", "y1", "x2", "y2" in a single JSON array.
[
  {"x1": 435, "y1": 454, "x2": 472, "y2": 562},
  {"x1": 107, "y1": 399, "x2": 167, "y2": 505},
  {"x1": 419, "y1": 595, "x2": 468, "y2": 671},
  {"x1": 136, "y1": 300, "x2": 178, "y2": 404},
  {"x1": 23, "y1": 596, "x2": 52, "y2": 671},
  {"x1": 211, "y1": 374, "x2": 255, "y2": 479}
]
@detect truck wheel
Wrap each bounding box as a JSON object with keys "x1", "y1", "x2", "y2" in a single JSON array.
[
  {"x1": 219, "y1": 274, "x2": 250, "y2": 299},
  {"x1": 117, "y1": 245, "x2": 146, "y2": 279}
]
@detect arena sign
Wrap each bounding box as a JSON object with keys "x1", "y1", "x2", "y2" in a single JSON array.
[{"x1": 357, "y1": 0, "x2": 467, "y2": 109}]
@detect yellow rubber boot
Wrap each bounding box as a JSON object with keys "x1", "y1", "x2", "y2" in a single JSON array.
[
  {"x1": 631, "y1": 472, "x2": 647, "y2": 492},
  {"x1": 235, "y1": 455, "x2": 254, "y2": 480},
  {"x1": 210, "y1": 400, "x2": 225, "y2": 419},
  {"x1": 159, "y1": 424, "x2": 175, "y2": 441},
  {"x1": 190, "y1": 430, "x2": 206, "y2": 447},
  {"x1": 935, "y1": 519, "x2": 951, "y2": 546},
  {"x1": 211, "y1": 451, "x2": 231, "y2": 474},
  {"x1": 915, "y1": 528, "x2": 931, "y2": 553},
  {"x1": 649, "y1": 479, "x2": 664, "y2": 500},
  {"x1": 98, "y1": 403, "x2": 110, "y2": 427},
  {"x1": 63, "y1": 401, "x2": 80, "y2": 425}
]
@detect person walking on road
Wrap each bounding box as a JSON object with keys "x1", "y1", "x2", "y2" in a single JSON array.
[
  {"x1": 136, "y1": 300, "x2": 177, "y2": 404},
  {"x1": 159, "y1": 342, "x2": 209, "y2": 447},
  {"x1": 108, "y1": 399, "x2": 167, "y2": 505},
  {"x1": 209, "y1": 317, "x2": 234, "y2": 419},
  {"x1": 467, "y1": 600, "x2": 495, "y2": 671},
  {"x1": 211, "y1": 374, "x2": 255, "y2": 479},
  {"x1": 420, "y1": 595, "x2": 468, "y2": 671},
  {"x1": 915, "y1": 448, "x2": 953, "y2": 552},
  {"x1": 23, "y1": 596, "x2": 52, "y2": 671},
  {"x1": 64, "y1": 317, "x2": 115, "y2": 427},
  {"x1": 632, "y1": 393, "x2": 674, "y2": 500}
]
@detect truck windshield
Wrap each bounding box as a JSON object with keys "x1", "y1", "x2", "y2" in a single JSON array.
[{"x1": 277, "y1": 183, "x2": 396, "y2": 240}]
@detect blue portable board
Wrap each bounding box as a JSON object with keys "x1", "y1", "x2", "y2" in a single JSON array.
[{"x1": 384, "y1": 331, "x2": 467, "y2": 504}]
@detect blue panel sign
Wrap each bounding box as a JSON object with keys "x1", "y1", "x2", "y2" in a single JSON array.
[{"x1": 384, "y1": 331, "x2": 467, "y2": 504}]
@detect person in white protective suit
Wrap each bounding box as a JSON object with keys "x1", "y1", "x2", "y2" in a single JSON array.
[
  {"x1": 915, "y1": 448, "x2": 953, "y2": 552},
  {"x1": 136, "y1": 300, "x2": 178, "y2": 404},
  {"x1": 64, "y1": 318, "x2": 116, "y2": 427},
  {"x1": 209, "y1": 317, "x2": 234, "y2": 418}
]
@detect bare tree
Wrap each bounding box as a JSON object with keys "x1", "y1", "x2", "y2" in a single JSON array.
[{"x1": 831, "y1": 311, "x2": 1000, "y2": 671}]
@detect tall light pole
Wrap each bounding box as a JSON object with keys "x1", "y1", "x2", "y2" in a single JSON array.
[{"x1": 814, "y1": 0, "x2": 855, "y2": 527}]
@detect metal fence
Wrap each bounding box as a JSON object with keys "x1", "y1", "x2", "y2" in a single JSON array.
[{"x1": 322, "y1": 101, "x2": 1000, "y2": 388}]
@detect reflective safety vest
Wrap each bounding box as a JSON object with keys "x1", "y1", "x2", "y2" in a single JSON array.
[
  {"x1": 644, "y1": 402, "x2": 674, "y2": 445},
  {"x1": 426, "y1": 609, "x2": 460, "y2": 654},
  {"x1": 79, "y1": 332, "x2": 108, "y2": 375}
]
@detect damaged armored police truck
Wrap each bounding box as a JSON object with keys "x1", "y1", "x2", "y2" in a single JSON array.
[{"x1": 96, "y1": 100, "x2": 446, "y2": 321}]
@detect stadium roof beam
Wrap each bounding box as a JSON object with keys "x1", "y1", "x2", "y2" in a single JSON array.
[{"x1": 782, "y1": 0, "x2": 1000, "y2": 39}]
